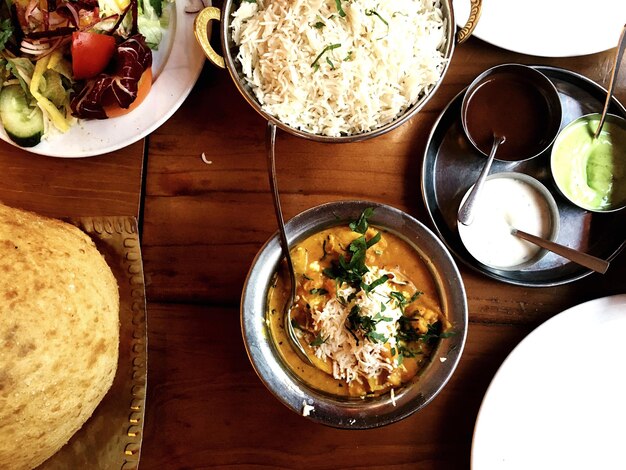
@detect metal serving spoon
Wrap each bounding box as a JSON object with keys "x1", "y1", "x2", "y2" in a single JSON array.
[
  {"x1": 458, "y1": 134, "x2": 505, "y2": 225},
  {"x1": 511, "y1": 228, "x2": 609, "y2": 274},
  {"x1": 266, "y1": 123, "x2": 313, "y2": 365},
  {"x1": 593, "y1": 24, "x2": 626, "y2": 139}
]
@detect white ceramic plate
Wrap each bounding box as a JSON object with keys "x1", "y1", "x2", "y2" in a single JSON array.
[
  {"x1": 471, "y1": 294, "x2": 626, "y2": 470},
  {"x1": 0, "y1": 1, "x2": 206, "y2": 157},
  {"x1": 453, "y1": 0, "x2": 626, "y2": 57}
]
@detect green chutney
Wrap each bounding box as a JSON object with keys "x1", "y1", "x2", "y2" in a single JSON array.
[{"x1": 551, "y1": 116, "x2": 626, "y2": 211}]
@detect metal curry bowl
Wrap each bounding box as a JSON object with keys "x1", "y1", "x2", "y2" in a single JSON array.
[
  {"x1": 240, "y1": 201, "x2": 468, "y2": 428},
  {"x1": 193, "y1": 0, "x2": 482, "y2": 142}
]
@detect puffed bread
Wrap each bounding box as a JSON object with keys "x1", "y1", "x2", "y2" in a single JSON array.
[{"x1": 0, "y1": 204, "x2": 119, "y2": 470}]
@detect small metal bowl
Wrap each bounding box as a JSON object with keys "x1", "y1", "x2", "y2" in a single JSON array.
[
  {"x1": 550, "y1": 113, "x2": 626, "y2": 213},
  {"x1": 240, "y1": 200, "x2": 467, "y2": 429},
  {"x1": 461, "y1": 63, "x2": 562, "y2": 162},
  {"x1": 457, "y1": 173, "x2": 560, "y2": 271}
]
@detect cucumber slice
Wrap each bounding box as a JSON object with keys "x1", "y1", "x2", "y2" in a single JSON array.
[{"x1": 0, "y1": 85, "x2": 44, "y2": 148}]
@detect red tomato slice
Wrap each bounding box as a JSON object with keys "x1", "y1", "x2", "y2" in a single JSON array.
[{"x1": 71, "y1": 32, "x2": 116, "y2": 80}]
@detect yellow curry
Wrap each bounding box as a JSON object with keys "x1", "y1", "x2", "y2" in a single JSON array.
[{"x1": 267, "y1": 209, "x2": 450, "y2": 397}]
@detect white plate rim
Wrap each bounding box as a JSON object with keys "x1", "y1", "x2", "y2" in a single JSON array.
[
  {"x1": 470, "y1": 293, "x2": 626, "y2": 469},
  {"x1": 452, "y1": 0, "x2": 626, "y2": 58},
  {"x1": 0, "y1": 1, "x2": 206, "y2": 158}
]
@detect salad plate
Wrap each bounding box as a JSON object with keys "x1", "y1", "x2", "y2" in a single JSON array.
[
  {"x1": 471, "y1": 294, "x2": 626, "y2": 469},
  {"x1": 0, "y1": 1, "x2": 206, "y2": 158},
  {"x1": 453, "y1": 0, "x2": 626, "y2": 58},
  {"x1": 421, "y1": 66, "x2": 626, "y2": 287}
]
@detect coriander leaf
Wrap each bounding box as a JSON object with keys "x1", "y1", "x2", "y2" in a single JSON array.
[
  {"x1": 349, "y1": 207, "x2": 374, "y2": 234},
  {"x1": 366, "y1": 231, "x2": 381, "y2": 248},
  {"x1": 363, "y1": 274, "x2": 389, "y2": 293},
  {"x1": 312, "y1": 21, "x2": 325, "y2": 29},
  {"x1": 367, "y1": 331, "x2": 387, "y2": 343},
  {"x1": 365, "y1": 9, "x2": 389, "y2": 39},
  {"x1": 309, "y1": 288, "x2": 329, "y2": 295},
  {"x1": 335, "y1": 0, "x2": 346, "y2": 17},
  {"x1": 365, "y1": 9, "x2": 389, "y2": 27},
  {"x1": 311, "y1": 43, "x2": 341, "y2": 69},
  {"x1": 372, "y1": 313, "x2": 393, "y2": 322},
  {"x1": 310, "y1": 333, "x2": 328, "y2": 347}
]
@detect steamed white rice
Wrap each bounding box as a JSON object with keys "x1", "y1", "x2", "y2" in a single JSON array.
[{"x1": 231, "y1": 0, "x2": 447, "y2": 136}]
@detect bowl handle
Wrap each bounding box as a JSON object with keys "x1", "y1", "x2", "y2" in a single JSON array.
[
  {"x1": 193, "y1": 7, "x2": 226, "y2": 69},
  {"x1": 456, "y1": 0, "x2": 482, "y2": 44}
]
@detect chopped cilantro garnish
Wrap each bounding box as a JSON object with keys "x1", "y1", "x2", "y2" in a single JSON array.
[
  {"x1": 309, "y1": 288, "x2": 329, "y2": 295},
  {"x1": 335, "y1": 0, "x2": 346, "y2": 17},
  {"x1": 313, "y1": 21, "x2": 325, "y2": 29},
  {"x1": 311, "y1": 43, "x2": 341, "y2": 69},
  {"x1": 347, "y1": 305, "x2": 393, "y2": 345},
  {"x1": 322, "y1": 208, "x2": 385, "y2": 294},
  {"x1": 388, "y1": 290, "x2": 421, "y2": 313},
  {"x1": 365, "y1": 9, "x2": 389, "y2": 39},
  {"x1": 349, "y1": 207, "x2": 374, "y2": 234},
  {"x1": 362, "y1": 274, "x2": 389, "y2": 293},
  {"x1": 367, "y1": 331, "x2": 387, "y2": 343},
  {"x1": 365, "y1": 9, "x2": 389, "y2": 27},
  {"x1": 310, "y1": 333, "x2": 328, "y2": 347}
]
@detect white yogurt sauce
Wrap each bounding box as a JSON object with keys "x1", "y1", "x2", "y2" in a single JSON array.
[{"x1": 457, "y1": 177, "x2": 554, "y2": 269}]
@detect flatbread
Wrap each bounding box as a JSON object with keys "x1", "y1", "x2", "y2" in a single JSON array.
[{"x1": 0, "y1": 204, "x2": 119, "y2": 470}]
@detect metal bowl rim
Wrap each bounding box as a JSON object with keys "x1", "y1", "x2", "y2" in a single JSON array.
[
  {"x1": 219, "y1": 0, "x2": 457, "y2": 142},
  {"x1": 460, "y1": 63, "x2": 563, "y2": 162},
  {"x1": 240, "y1": 200, "x2": 468, "y2": 429}
]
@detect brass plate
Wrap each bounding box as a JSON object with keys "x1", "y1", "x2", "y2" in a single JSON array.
[{"x1": 38, "y1": 217, "x2": 147, "y2": 470}]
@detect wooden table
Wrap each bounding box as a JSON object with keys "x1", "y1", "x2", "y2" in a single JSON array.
[{"x1": 1, "y1": 33, "x2": 625, "y2": 469}]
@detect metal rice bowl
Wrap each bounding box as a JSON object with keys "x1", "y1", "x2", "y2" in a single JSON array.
[{"x1": 195, "y1": 0, "x2": 481, "y2": 142}]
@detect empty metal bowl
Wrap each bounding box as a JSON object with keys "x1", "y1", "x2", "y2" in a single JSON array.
[{"x1": 240, "y1": 200, "x2": 467, "y2": 429}]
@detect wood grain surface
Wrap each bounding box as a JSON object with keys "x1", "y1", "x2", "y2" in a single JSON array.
[
  {"x1": 0, "y1": 141, "x2": 145, "y2": 218},
  {"x1": 138, "y1": 35, "x2": 625, "y2": 469},
  {"x1": 0, "y1": 22, "x2": 625, "y2": 470}
]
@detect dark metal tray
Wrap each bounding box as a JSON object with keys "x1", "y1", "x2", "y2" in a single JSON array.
[{"x1": 421, "y1": 66, "x2": 626, "y2": 287}]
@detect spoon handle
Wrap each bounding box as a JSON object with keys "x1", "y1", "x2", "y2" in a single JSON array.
[
  {"x1": 457, "y1": 135, "x2": 505, "y2": 226},
  {"x1": 512, "y1": 228, "x2": 609, "y2": 274},
  {"x1": 266, "y1": 122, "x2": 291, "y2": 266},
  {"x1": 266, "y1": 122, "x2": 313, "y2": 366},
  {"x1": 595, "y1": 24, "x2": 626, "y2": 139}
]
